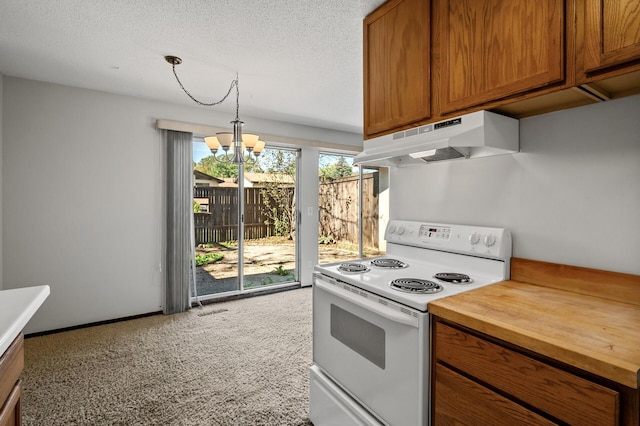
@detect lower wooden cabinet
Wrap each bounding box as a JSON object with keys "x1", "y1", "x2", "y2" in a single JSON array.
[
  {"x1": 0, "y1": 335, "x2": 24, "y2": 426},
  {"x1": 435, "y1": 363, "x2": 557, "y2": 425},
  {"x1": 0, "y1": 381, "x2": 22, "y2": 426},
  {"x1": 433, "y1": 320, "x2": 639, "y2": 426}
]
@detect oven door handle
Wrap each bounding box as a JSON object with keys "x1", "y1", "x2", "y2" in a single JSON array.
[{"x1": 314, "y1": 273, "x2": 419, "y2": 328}]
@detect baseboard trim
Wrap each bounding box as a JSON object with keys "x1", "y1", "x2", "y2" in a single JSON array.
[{"x1": 25, "y1": 311, "x2": 163, "y2": 338}]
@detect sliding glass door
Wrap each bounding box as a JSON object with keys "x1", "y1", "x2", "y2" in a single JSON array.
[
  {"x1": 192, "y1": 140, "x2": 299, "y2": 300},
  {"x1": 242, "y1": 149, "x2": 298, "y2": 289},
  {"x1": 193, "y1": 153, "x2": 241, "y2": 296}
]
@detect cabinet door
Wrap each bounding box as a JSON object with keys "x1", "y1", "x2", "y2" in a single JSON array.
[
  {"x1": 582, "y1": 0, "x2": 640, "y2": 74},
  {"x1": 0, "y1": 335, "x2": 23, "y2": 426},
  {"x1": 434, "y1": 364, "x2": 558, "y2": 426},
  {"x1": 439, "y1": 0, "x2": 565, "y2": 114},
  {"x1": 364, "y1": 0, "x2": 430, "y2": 137},
  {"x1": 0, "y1": 381, "x2": 21, "y2": 426}
]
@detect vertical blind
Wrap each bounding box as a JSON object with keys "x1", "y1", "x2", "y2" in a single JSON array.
[{"x1": 164, "y1": 130, "x2": 193, "y2": 314}]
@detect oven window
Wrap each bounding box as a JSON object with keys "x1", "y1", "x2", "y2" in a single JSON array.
[{"x1": 330, "y1": 304, "x2": 385, "y2": 369}]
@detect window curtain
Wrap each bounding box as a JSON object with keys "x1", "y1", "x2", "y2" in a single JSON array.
[{"x1": 164, "y1": 130, "x2": 193, "y2": 314}]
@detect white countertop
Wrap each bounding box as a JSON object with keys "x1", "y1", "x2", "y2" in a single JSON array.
[{"x1": 0, "y1": 285, "x2": 50, "y2": 354}]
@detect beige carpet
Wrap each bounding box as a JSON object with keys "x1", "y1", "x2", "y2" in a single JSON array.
[{"x1": 21, "y1": 287, "x2": 313, "y2": 426}]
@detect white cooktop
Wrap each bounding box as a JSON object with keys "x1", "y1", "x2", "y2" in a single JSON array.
[{"x1": 314, "y1": 220, "x2": 512, "y2": 312}]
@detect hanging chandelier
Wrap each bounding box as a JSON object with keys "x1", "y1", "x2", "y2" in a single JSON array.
[{"x1": 165, "y1": 55, "x2": 265, "y2": 163}]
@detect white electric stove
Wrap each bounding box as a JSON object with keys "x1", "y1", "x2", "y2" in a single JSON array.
[{"x1": 310, "y1": 219, "x2": 512, "y2": 426}]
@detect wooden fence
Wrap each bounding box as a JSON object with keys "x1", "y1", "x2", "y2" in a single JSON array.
[
  {"x1": 194, "y1": 187, "x2": 284, "y2": 244},
  {"x1": 318, "y1": 173, "x2": 379, "y2": 249},
  {"x1": 194, "y1": 172, "x2": 380, "y2": 248}
]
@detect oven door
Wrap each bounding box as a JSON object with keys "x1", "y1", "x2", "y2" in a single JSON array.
[{"x1": 312, "y1": 272, "x2": 429, "y2": 426}]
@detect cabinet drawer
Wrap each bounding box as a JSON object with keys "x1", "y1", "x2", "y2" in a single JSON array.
[
  {"x1": 0, "y1": 335, "x2": 24, "y2": 412},
  {"x1": 435, "y1": 363, "x2": 557, "y2": 425},
  {"x1": 435, "y1": 322, "x2": 619, "y2": 426},
  {"x1": 0, "y1": 380, "x2": 21, "y2": 426}
]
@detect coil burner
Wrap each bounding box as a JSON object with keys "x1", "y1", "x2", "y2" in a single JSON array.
[
  {"x1": 371, "y1": 258, "x2": 408, "y2": 269},
  {"x1": 433, "y1": 272, "x2": 472, "y2": 283},
  {"x1": 338, "y1": 262, "x2": 370, "y2": 274},
  {"x1": 390, "y1": 278, "x2": 443, "y2": 294}
]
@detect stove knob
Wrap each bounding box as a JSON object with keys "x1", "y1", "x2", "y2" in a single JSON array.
[
  {"x1": 387, "y1": 224, "x2": 397, "y2": 234},
  {"x1": 468, "y1": 232, "x2": 480, "y2": 245},
  {"x1": 397, "y1": 226, "x2": 406, "y2": 235},
  {"x1": 483, "y1": 234, "x2": 497, "y2": 247}
]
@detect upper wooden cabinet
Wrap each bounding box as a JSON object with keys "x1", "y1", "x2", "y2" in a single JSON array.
[
  {"x1": 581, "y1": 0, "x2": 640, "y2": 76},
  {"x1": 363, "y1": 0, "x2": 640, "y2": 138},
  {"x1": 438, "y1": 0, "x2": 566, "y2": 114},
  {"x1": 363, "y1": 0, "x2": 430, "y2": 137}
]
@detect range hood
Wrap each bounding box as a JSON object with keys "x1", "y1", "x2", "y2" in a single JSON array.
[{"x1": 355, "y1": 110, "x2": 519, "y2": 167}]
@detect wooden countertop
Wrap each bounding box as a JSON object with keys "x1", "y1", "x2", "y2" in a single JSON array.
[
  {"x1": 428, "y1": 258, "x2": 640, "y2": 389},
  {"x1": 0, "y1": 285, "x2": 50, "y2": 355}
]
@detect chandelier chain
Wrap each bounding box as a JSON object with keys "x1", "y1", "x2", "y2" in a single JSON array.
[
  {"x1": 165, "y1": 55, "x2": 261, "y2": 164},
  {"x1": 171, "y1": 63, "x2": 239, "y2": 118}
]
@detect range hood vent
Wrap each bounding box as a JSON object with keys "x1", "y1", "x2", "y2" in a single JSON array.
[{"x1": 355, "y1": 111, "x2": 519, "y2": 167}]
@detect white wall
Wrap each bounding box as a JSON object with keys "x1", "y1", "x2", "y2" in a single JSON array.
[
  {"x1": 389, "y1": 94, "x2": 640, "y2": 275},
  {"x1": 2, "y1": 77, "x2": 362, "y2": 333},
  {"x1": 0, "y1": 75, "x2": 3, "y2": 290}
]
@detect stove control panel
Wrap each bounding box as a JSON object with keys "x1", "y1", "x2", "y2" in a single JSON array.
[
  {"x1": 385, "y1": 220, "x2": 511, "y2": 260},
  {"x1": 418, "y1": 225, "x2": 451, "y2": 242}
]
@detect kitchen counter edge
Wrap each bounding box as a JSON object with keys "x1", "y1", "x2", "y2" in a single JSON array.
[
  {"x1": 0, "y1": 285, "x2": 50, "y2": 355},
  {"x1": 428, "y1": 275, "x2": 640, "y2": 389}
]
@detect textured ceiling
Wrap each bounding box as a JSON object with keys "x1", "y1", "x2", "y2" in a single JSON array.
[{"x1": 0, "y1": 0, "x2": 387, "y2": 134}]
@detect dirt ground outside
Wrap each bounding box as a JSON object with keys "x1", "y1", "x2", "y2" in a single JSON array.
[{"x1": 194, "y1": 236, "x2": 384, "y2": 295}]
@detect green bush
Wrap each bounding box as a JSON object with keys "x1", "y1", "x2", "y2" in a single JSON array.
[
  {"x1": 195, "y1": 253, "x2": 224, "y2": 266},
  {"x1": 318, "y1": 236, "x2": 336, "y2": 244},
  {"x1": 272, "y1": 265, "x2": 289, "y2": 276}
]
